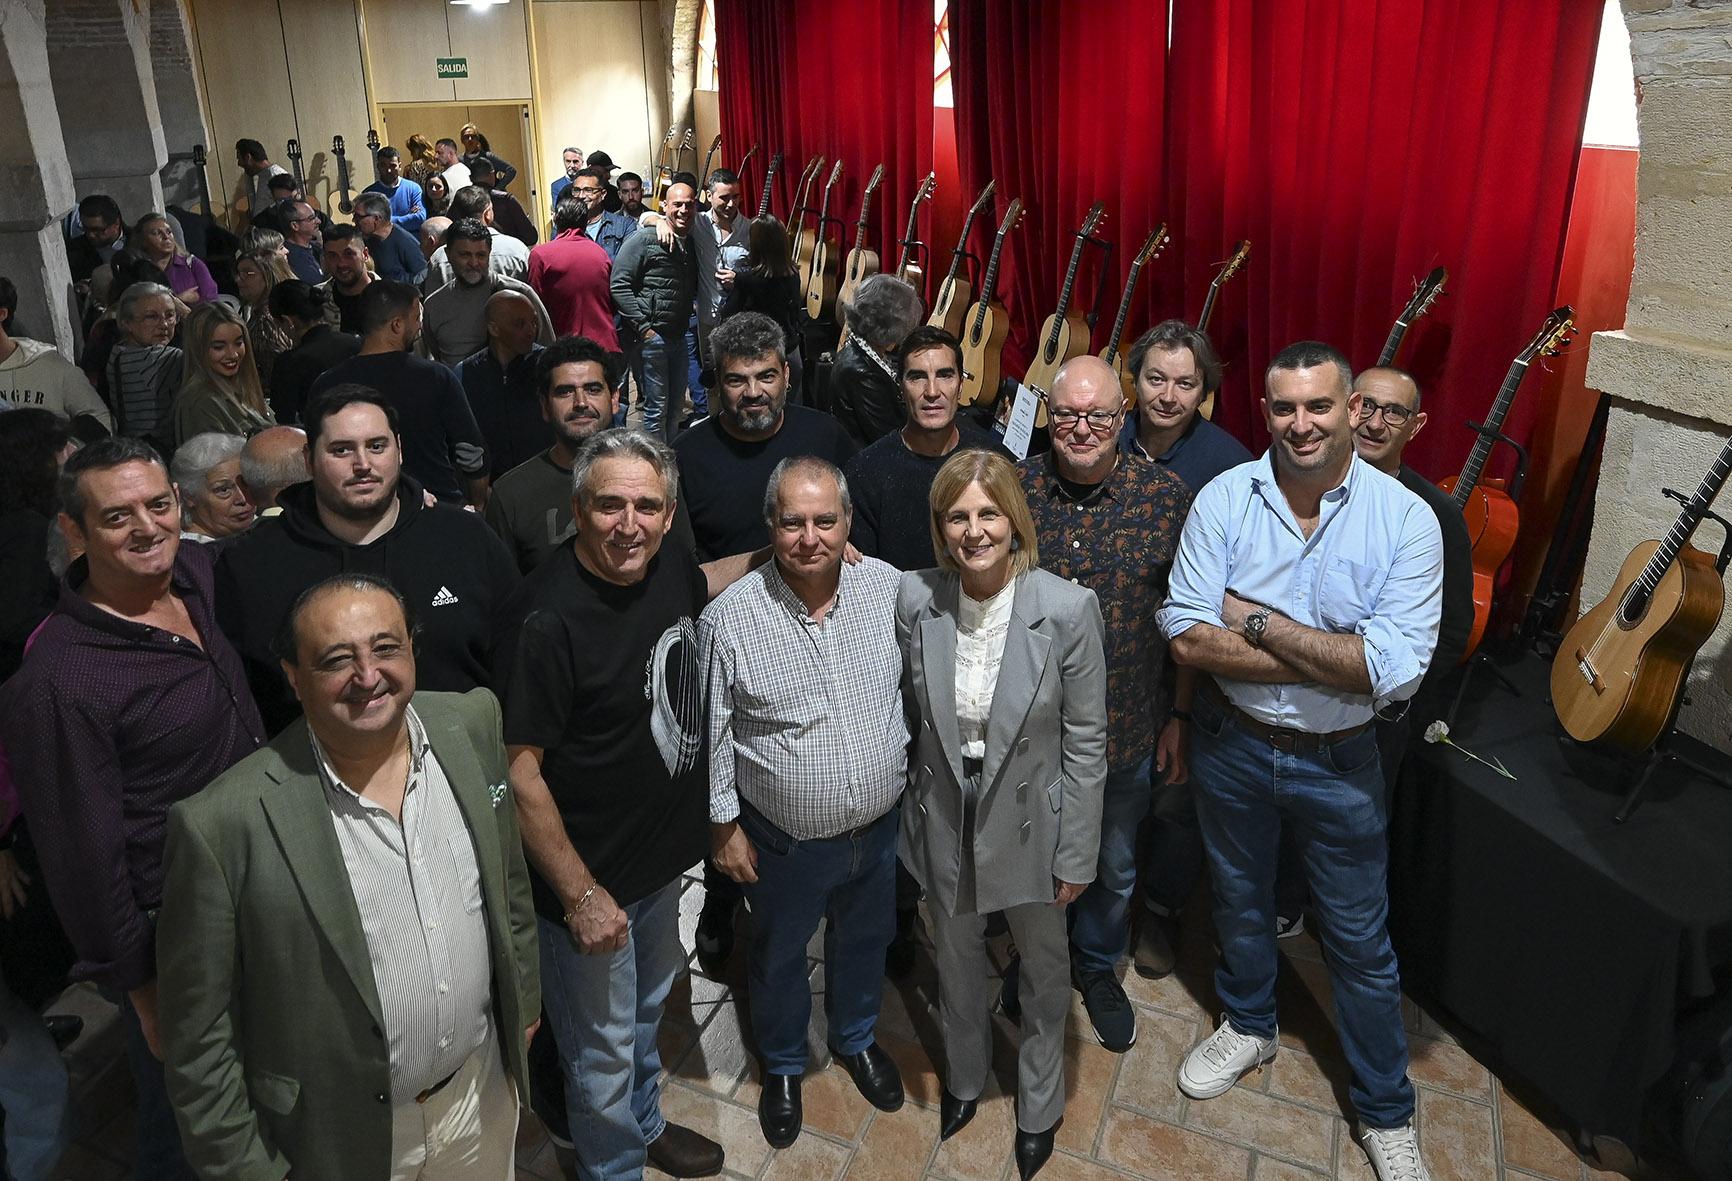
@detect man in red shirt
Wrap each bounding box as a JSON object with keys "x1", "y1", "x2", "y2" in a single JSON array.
[{"x1": 528, "y1": 197, "x2": 618, "y2": 350}]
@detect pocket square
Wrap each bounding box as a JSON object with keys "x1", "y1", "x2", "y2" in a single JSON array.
[{"x1": 489, "y1": 781, "x2": 509, "y2": 808}]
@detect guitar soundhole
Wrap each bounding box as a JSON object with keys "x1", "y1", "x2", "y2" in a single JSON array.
[{"x1": 1617, "y1": 586, "x2": 1650, "y2": 629}]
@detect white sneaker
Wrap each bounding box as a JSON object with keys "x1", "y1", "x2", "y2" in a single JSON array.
[
  {"x1": 1177, "y1": 1017, "x2": 1278, "y2": 1099},
  {"x1": 1359, "y1": 1123, "x2": 1430, "y2": 1181}
]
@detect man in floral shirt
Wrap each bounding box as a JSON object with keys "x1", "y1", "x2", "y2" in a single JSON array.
[{"x1": 1015, "y1": 355, "x2": 1192, "y2": 1053}]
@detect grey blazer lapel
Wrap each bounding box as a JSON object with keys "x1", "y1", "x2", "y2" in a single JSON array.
[
  {"x1": 918, "y1": 579, "x2": 966, "y2": 785},
  {"x1": 982, "y1": 575, "x2": 1051, "y2": 788},
  {"x1": 258, "y1": 736, "x2": 386, "y2": 1030}
]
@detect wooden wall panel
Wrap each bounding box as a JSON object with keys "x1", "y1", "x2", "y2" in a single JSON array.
[
  {"x1": 450, "y1": 0, "x2": 533, "y2": 101},
  {"x1": 185, "y1": 0, "x2": 299, "y2": 221},
  {"x1": 281, "y1": 5, "x2": 373, "y2": 215},
  {"x1": 530, "y1": 1, "x2": 665, "y2": 203},
  {"x1": 362, "y1": 0, "x2": 456, "y2": 105}
]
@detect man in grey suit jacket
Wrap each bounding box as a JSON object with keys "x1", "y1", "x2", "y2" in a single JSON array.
[{"x1": 158, "y1": 573, "x2": 540, "y2": 1181}]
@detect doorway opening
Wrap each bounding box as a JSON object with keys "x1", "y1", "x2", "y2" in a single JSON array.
[{"x1": 378, "y1": 102, "x2": 539, "y2": 226}]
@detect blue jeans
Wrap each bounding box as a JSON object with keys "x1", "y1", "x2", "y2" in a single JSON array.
[
  {"x1": 633, "y1": 329, "x2": 686, "y2": 443},
  {"x1": 118, "y1": 995, "x2": 194, "y2": 1180},
  {"x1": 1141, "y1": 776, "x2": 1204, "y2": 914},
  {"x1": 737, "y1": 803, "x2": 896, "y2": 1074},
  {"x1": 685, "y1": 313, "x2": 708, "y2": 416},
  {"x1": 1069, "y1": 754, "x2": 1153, "y2": 976},
  {"x1": 538, "y1": 879, "x2": 683, "y2": 1181},
  {"x1": 0, "y1": 965, "x2": 68, "y2": 1181},
  {"x1": 1188, "y1": 693, "x2": 1415, "y2": 1128}
]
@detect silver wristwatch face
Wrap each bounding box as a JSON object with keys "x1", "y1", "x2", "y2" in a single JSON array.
[{"x1": 1245, "y1": 609, "x2": 1269, "y2": 646}]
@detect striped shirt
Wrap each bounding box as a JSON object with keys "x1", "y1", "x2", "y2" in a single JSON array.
[
  {"x1": 310, "y1": 706, "x2": 493, "y2": 1104},
  {"x1": 701, "y1": 556, "x2": 908, "y2": 840},
  {"x1": 107, "y1": 343, "x2": 183, "y2": 443}
]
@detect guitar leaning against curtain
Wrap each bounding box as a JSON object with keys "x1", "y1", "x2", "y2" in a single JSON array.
[
  {"x1": 1021, "y1": 202, "x2": 1108, "y2": 428},
  {"x1": 958, "y1": 196, "x2": 1025, "y2": 409},
  {"x1": 1194, "y1": 240, "x2": 1249, "y2": 421},
  {"x1": 802, "y1": 159, "x2": 846, "y2": 322},
  {"x1": 1100, "y1": 224, "x2": 1170, "y2": 410},
  {"x1": 834, "y1": 163, "x2": 887, "y2": 345},
  {"x1": 1376, "y1": 266, "x2": 1448, "y2": 367},
  {"x1": 927, "y1": 180, "x2": 996, "y2": 338}
]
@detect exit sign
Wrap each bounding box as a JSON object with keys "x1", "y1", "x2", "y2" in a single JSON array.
[{"x1": 437, "y1": 57, "x2": 469, "y2": 79}]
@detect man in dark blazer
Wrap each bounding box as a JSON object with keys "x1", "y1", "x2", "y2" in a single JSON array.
[{"x1": 157, "y1": 573, "x2": 540, "y2": 1180}]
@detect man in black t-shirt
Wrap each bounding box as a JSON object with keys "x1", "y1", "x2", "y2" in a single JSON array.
[
  {"x1": 498, "y1": 427, "x2": 765, "y2": 1181},
  {"x1": 670, "y1": 311, "x2": 856, "y2": 967}
]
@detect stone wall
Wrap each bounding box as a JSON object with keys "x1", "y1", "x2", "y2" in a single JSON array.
[{"x1": 1581, "y1": 2, "x2": 1732, "y2": 746}]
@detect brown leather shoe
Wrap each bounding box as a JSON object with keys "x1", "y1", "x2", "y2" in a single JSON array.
[{"x1": 647, "y1": 1121, "x2": 724, "y2": 1177}]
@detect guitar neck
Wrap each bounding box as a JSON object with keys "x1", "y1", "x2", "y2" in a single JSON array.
[
  {"x1": 1197, "y1": 281, "x2": 1223, "y2": 334},
  {"x1": 1451, "y1": 363, "x2": 1526, "y2": 506},
  {"x1": 1104, "y1": 259, "x2": 1147, "y2": 356},
  {"x1": 1044, "y1": 237, "x2": 1089, "y2": 350},
  {"x1": 972, "y1": 231, "x2": 1011, "y2": 336},
  {"x1": 1377, "y1": 318, "x2": 1408, "y2": 367},
  {"x1": 1637, "y1": 434, "x2": 1732, "y2": 595}
]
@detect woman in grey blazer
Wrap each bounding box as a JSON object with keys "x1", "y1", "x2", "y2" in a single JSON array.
[{"x1": 897, "y1": 450, "x2": 1107, "y2": 1180}]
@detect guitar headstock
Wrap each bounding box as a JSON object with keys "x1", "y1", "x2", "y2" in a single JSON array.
[
  {"x1": 1519, "y1": 306, "x2": 1575, "y2": 364},
  {"x1": 763, "y1": 150, "x2": 783, "y2": 177},
  {"x1": 678, "y1": 128, "x2": 695, "y2": 152},
  {"x1": 1134, "y1": 223, "x2": 1170, "y2": 267},
  {"x1": 823, "y1": 159, "x2": 844, "y2": 191},
  {"x1": 998, "y1": 197, "x2": 1025, "y2": 238},
  {"x1": 366, "y1": 129, "x2": 380, "y2": 154},
  {"x1": 969, "y1": 180, "x2": 997, "y2": 216},
  {"x1": 332, "y1": 135, "x2": 347, "y2": 158},
  {"x1": 1079, "y1": 201, "x2": 1107, "y2": 238},
  {"x1": 1399, "y1": 265, "x2": 1448, "y2": 322},
  {"x1": 707, "y1": 133, "x2": 723, "y2": 155},
  {"x1": 286, "y1": 139, "x2": 302, "y2": 163},
  {"x1": 662, "y1": 125, "x2": 679, "y2": 148},
  {"x1": 913, "y1": 171, "x2": 936, "y2": 206},
  {"x1": 738, "y1": 143, "x2": 759, "y2": 171},
  {"x1": 1214, "y1": 240, "x2": 1250, "y2": 287},
  {"x1": 863, "y1": 163, "x2": 886, "y2": 199},
  {"x1": 192, "y1": 143, "x2": 206, "y2": 168}
]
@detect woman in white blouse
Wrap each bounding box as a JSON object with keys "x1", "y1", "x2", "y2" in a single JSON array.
[{"x1": 895, "y1": 449, "x2": 1108, "y2": 1180}]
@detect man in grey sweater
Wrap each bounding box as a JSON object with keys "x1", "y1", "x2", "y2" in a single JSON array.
[
  {"x1": 610, "y1": 183, "x2": 698, "y2": 442},
  {"x1": 422, "y1": 219, "x2": 554, "y2": 368}
]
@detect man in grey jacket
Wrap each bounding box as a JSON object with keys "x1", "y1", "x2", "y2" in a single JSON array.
[{"x1": 610, "y1": 183, "x2": 698, "y2": 443}]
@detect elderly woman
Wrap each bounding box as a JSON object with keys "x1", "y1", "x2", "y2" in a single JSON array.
[
  {"x1": 171, "y1": 432, "x2": 256, "y2": 542},
  {"x1": 172, "y1": 302, "x2": 273, "y2": 446},
  {"x1": 832, "y1": 273, "x2": 923, "y2": 444},
  {"x1": 135, "y1": 211, "x2": 218, "y2": 306},
  {"x1": 106, "y1": 280, "x2": 184, "y2": 450},
  {"x1": 898, "y1": 449, "x2": 1106, "y2": 1180}
]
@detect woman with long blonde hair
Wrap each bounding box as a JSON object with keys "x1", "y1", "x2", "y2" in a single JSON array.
[
  {"x1": 403, "y1": 133, "x2": 439, "y2": 186},
  {"x1": 172, "y1": 301, "x2": 273, "y2": 446},
  {"x1": 233, "y1": 246, "x2": 295, "y2": 399}
]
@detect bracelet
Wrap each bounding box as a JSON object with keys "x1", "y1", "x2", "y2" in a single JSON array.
[
  {"x1": 562, "y1": 884, "x2": 597, "y2": 925},
  {"x1": 1169, "y1": 708, "x2": 1192, "y2": 723}
]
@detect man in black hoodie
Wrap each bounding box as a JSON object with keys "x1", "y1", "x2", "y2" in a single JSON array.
[{"x1": 216, "y1": 383, "x2": 519, "y2": 734}]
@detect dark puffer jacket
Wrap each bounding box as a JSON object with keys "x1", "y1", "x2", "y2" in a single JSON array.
[{"x1": 609, "y1": 226, "x2": 699, "y2": 335}]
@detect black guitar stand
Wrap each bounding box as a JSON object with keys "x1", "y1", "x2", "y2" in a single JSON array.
[
  {"x1": 1607, "y1": 501, "x2": 1732, "y2": 823},
  {"x1": 1082, "y1": 233, "x2": 1116, "y2": 334},
  {"x1": 1464, "y1": 418, "x2": 1531, "y2": 501},
  {"x1": 1521, "y1": 394, "x2": 1610, "y2": 653},
  {"x1": 1445, "y1": 647, "x2": 1522, "y2": 729}
]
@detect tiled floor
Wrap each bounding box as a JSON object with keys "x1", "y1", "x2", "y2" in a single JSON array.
[{"x1": 47, "y1": 870, "x2": 1695, "y2": 1180}]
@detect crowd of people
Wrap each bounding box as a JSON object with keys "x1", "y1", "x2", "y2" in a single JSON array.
[{"x1": 0, "y1": 124, "x2": 1473, "y2": 1181}]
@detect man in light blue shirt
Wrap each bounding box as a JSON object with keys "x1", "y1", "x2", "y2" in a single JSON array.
[{"x1": 1157, "y1": 341, "x2": 1441, "y2": 1181}]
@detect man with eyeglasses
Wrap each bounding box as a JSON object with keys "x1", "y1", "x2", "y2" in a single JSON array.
[
  {"x1": 1350, "y1": 366, "x2": 1473, "y2": 775},
  {"x1": 568, "y1": 167, "x2": 635, "y2": 261},
  {"x1": 353, "y1": 192, "x2": 427, "y2": 286},
  {"x1": 279, "y1": 200, "x2": 327, "y2": 285},
  {"x1": 1011, "y1": 355, "x2": 1192, "y2": 1054}
]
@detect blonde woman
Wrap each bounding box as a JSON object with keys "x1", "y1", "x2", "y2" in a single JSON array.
[
  {"x1": 233, "y1": 247, "x2": 295, "y2": 399},
  {"x1": 897, "y1": 449, "x2": 1106, "y2": 1180},
  {"x1": 403, "y1": 133, "x2": 439, "y2": 186},
  {"x1": 172, "y1": 301, "x2": 273, "y2": 446}
]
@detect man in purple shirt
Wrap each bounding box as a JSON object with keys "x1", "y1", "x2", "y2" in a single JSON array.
[{"x1": 0, "y1": 437, "x2": 265, "y2": 1181}]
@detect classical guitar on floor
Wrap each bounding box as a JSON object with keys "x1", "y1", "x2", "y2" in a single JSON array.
[
  {"x1": 1552, "y1": 432, "x2": 1732, "y2": 753},
  {"x1": 835, "y1": 163, "x2": 887, "y2": 345},
  {"x1": 1441, "y1": 305, "x2": 1574, "y2": 659}
]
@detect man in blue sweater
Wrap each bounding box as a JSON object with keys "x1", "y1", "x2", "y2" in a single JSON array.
[{"x1": 363, "y1": 146, "x2": 426, "y2": 235}]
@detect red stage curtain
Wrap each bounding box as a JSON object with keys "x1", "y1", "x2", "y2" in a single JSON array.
[
  {"x1": 1161, "y1": 0, "x2": 1602, "y2": 475},
  {"x1": 949, "y1": 0, "x2": 1169, "y2": 373},
  {"x1": 716, "y1": 0, "x2": 934, "y2": 284}
]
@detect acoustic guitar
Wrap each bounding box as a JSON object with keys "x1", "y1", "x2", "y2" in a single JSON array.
[
  {"x1": 366, "y1": 129, "x2": 381, "y2": 186},
  {"x1": 802, "y1": 159, "x2": 846, "y2": 322},
  {"x1": 648, "y1": 124, "x2": 678, "y2": 211},
  {"x1": 1023, "y1": 203, "x2": 1108, "y2": 427},
  {"x1": 927, "y1": 181, "x2": 996, "y2": 337},
  {"x1": 1195, "y1": 240, "x2": 1249, "y2": 420},
  {"x1": 754, "y1": 150, "x2": 784, "y2": 220},
  {"x1": 958, "y1": 196, "x2": 1025, "y2": 407},
  {"x1": 893, "y1": 171, "x2": 937, "y2": 292},
  {"x1": 283, "y1": 138, "x2": 322, "y2": 213},
  {"x1": 675, "y1": 127, "x2": 696, "y2": 174},
  {"x1": 788, "y1": 156, "x2": 825, "y2": 276},
  {"x1": 835, "y1": 163, "x2": 887, "y2": 337},
  {"x1": 332, "y1": 135, "x2": 355, "y2": 221},
  {"x1": 192, "y1": 144, "x2": 213, "y2": 223},
  {"x1": 1377, "y1": 266, "x2": 1448, "y2": 367},
  {"x1": 1552, "y1": 432, "x2": 1732, "y2": 752},
  {"x1": 1440, "y1": 306, "x2": 1574, "y2": 658},
  {"x1": 1100, "y1": 223, "x2": 1170, "y2": 410},
  {"x1": 699, "y1": 133, "x2": 723, "y2": 188}
]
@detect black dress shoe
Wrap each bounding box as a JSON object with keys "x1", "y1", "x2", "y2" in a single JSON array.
[
  {"x1": 44, "y1": 1014, "x2": 84, "y2": 1052},
  {"x1": 830, "y1": 1042, "x2": 904, "y2": 1111},
  {"x1": 757, "y1": 1073, "x2": 802, "y2": 1149},
  {"x1": 694, "y1": 896, "x2": 736, "y2": 974},
  {"x1": 647, "y1": 1120, "x2": 725, "y2": 1177},
  {"x1": 940, "y1": 1088, "x2": 978, "y2": 1140},
  {"x1": 1015, "y1": 1119, "x2": 1061, "y2": 1179}
]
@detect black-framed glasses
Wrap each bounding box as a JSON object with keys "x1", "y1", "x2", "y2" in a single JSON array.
[
  {"x1": 1355, "y1": 397, "x2": 1415, "y2": 427},
  {"x1": 1049, "y1": 407, "x2": 1121, "y2": 432}
]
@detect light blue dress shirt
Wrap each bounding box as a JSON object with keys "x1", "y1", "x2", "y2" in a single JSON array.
[{"x1": 1156, "y1": 451, "x2": 1443, "y2": 731}]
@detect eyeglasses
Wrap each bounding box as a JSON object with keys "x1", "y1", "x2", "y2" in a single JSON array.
[
  {"x1": 1049, "y1": 408, "x2": 1121, "y2": 432},
  {"x1": 573, "y1": 187, "x2": 604, "y2": 197},
  {"x1": 1355, "y1": 397, "x2": 1415, "y2": 427}
]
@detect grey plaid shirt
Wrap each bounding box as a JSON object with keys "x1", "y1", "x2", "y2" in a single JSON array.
[{"x1": 701, "y1": 556, "x2": 908, "y2": 840}]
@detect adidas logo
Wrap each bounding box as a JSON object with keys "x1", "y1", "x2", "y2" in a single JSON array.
[{"x1": 431, "y1": 586, "x2": 461, "y2": 607}]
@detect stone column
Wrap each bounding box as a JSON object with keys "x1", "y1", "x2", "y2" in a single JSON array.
[
  {"x1": 150, "y1": 0, "x2": 213, "y2": 213},
  {"x1": 1582, "y1": 1, "x2": 1732, "y2": 741},
  {"x1": 46, "y1": 0, "x2": 169, "y2": 218},
  {"x1": 0, "y1": 0, "x2": 80, "y2": 352}
]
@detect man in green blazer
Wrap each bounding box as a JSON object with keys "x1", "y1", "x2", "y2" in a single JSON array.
[{"x1": 157, "y1": 572, "x2": 540, "y2": 1180}]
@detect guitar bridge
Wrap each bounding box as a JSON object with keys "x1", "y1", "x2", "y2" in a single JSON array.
[{"x1": 1575, "y1": 651, "x2": 1602, "y2": 693}]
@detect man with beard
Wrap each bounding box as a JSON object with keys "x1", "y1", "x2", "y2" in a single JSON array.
[
  {"x1": 549, "y1": 146, "x2": 585, "y2": 207},
  {"x1": 316, "y1": 224, "x2": 375, "y2": 335},
  {"x1": 672, "y1": 311, "x2": 854, "y2": 969},
  {"x1": 310, "y1": 281, "x2": 491, "y2": 505},
  {"x1": 1157, "y1": 342, "x2": 1442, "y2": 1181},
  {"x1": 362, "y1": 145, "x2": 427, "y2": 234},
  {"x1": 567, "y1": 167, "x2": 635, "y2": 261},
  {"x1": 469, "y1": 156, "x2": 538, "y2": 248},
  {"x1": 422, "y1": 220, "x2": 554, "y2": 368},
  {"x1": 485, "y1": 336, "x2": 694, "y2": 574},
  {"x1": 217, "y1": 384, "x2": 519, "y2": 735},
  {"x1": 1349, "y1": 365, "x2": 1473, "y2": 772},
  {"x1": 617, "y1": 172, "x2": 647, "y2": 221},
  {"x1": 159, "y1": 574, "x2": 539, "y2": 1181},
  {"x1": 1, "y1": 438, "x2": 265, "y2": 1179},
  {"x1": 611, "y1": 182, "x2": 699, "y2": 442},
  {"x1": 423, "y1": 188, "x2": 533, "y2": 293}
]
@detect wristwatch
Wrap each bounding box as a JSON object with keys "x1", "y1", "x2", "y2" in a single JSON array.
[{"x1": 1243, "y1": 605, "x2": 1272, "y2": 648}]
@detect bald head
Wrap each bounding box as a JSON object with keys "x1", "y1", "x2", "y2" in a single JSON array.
[
  {"x1": 1353, "y1": 366, "x2": 1420, "y2": 409},
  {"x1": 1051, "y1": 355, "x2": 1121, "y2": 405},
  {"x1": 239, "y1": 425, "x2": 310, "y2": 509},
  {"x1": 486, "y1": 289, "x2": 540, "y2": 361},
  {"x1": 662, "y1": 182, "x2": 696, "y2": 235},
  {"x1": 420, "y1": 216, "x2": 452, "y2": 260},
  {"x1": 1350, "y1": 365, "x2": 1426, "y2": 474},
  {"x1": 1048, "y1": 354, "x2": 1126, "y2": 481}
]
